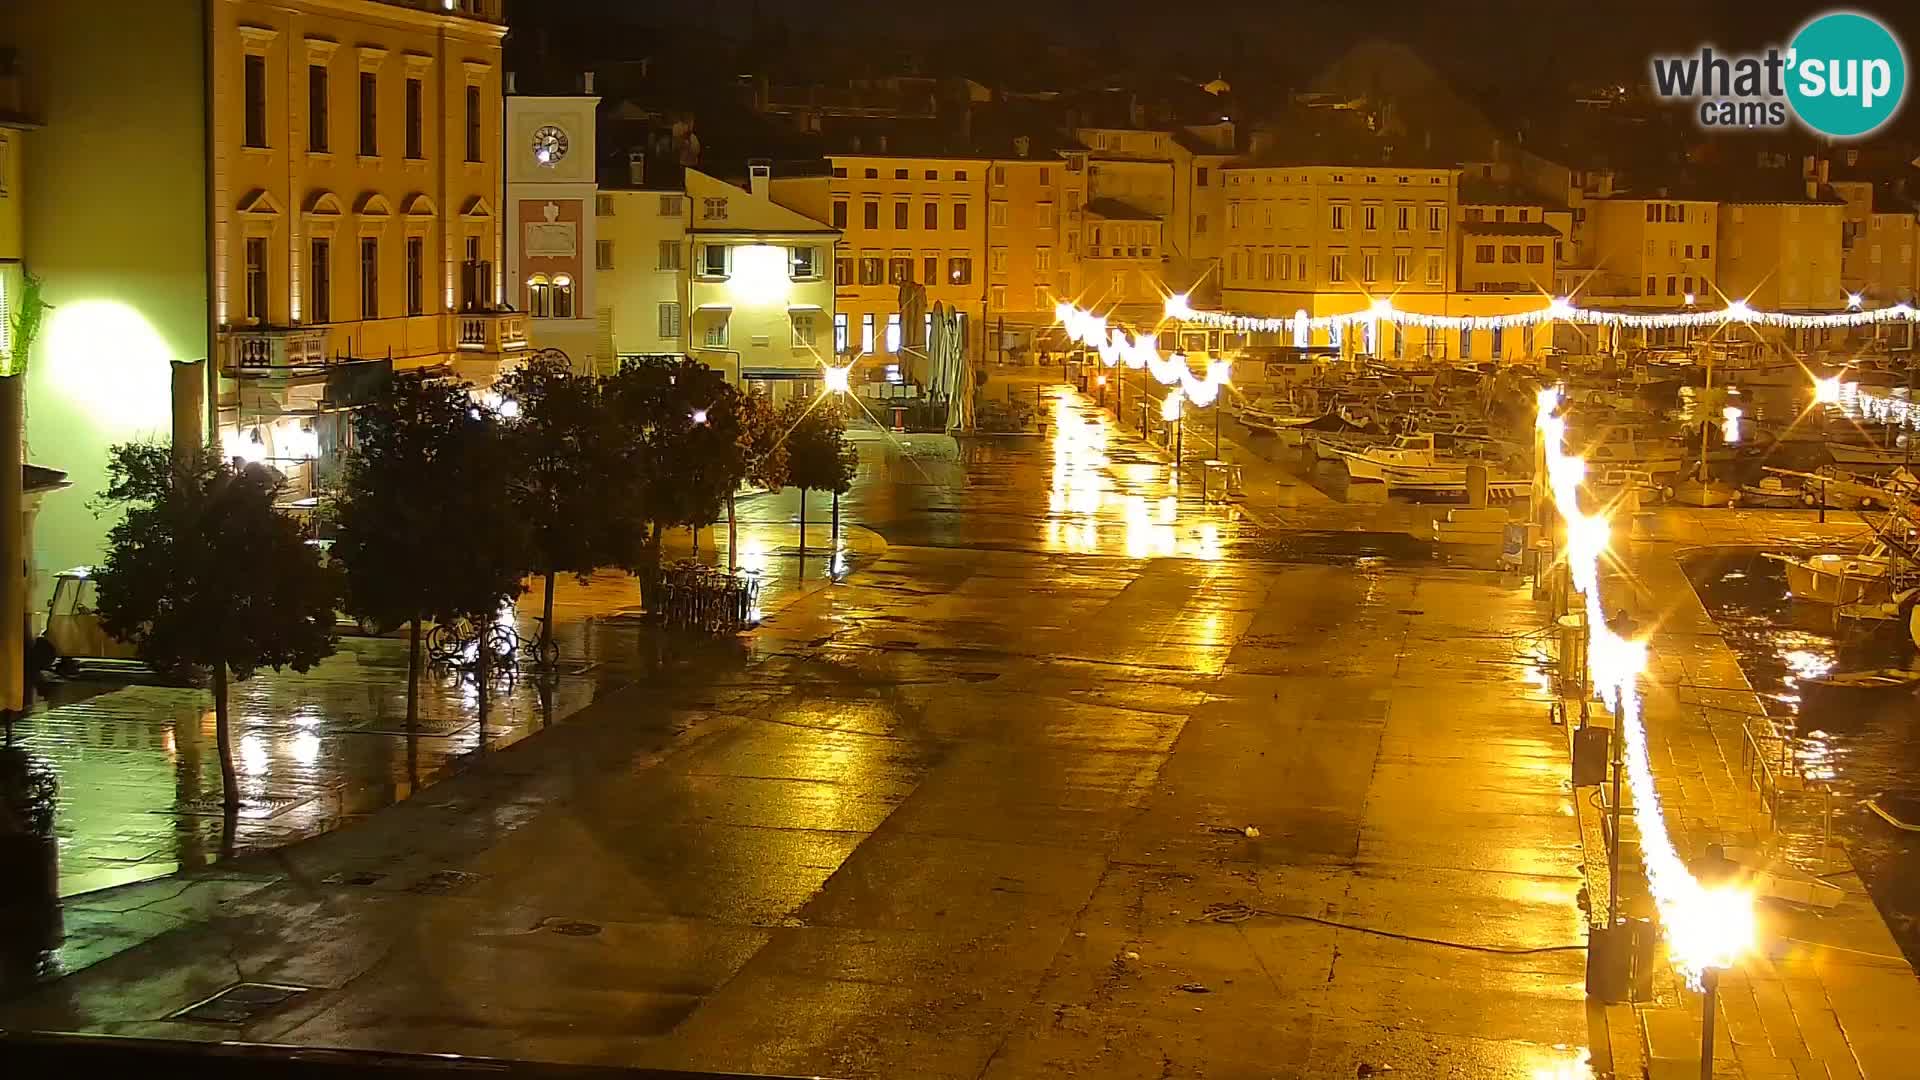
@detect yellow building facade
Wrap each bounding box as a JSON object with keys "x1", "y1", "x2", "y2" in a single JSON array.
[{"x1": 599, "y1": 186, "x2": 691, "y2": 359}]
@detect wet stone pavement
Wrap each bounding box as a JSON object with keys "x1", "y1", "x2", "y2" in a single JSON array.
[{"x1": 4, "y1": 386, "x2": 1599, "y2": 1078}]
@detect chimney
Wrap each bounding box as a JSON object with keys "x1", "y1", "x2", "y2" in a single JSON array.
[
  {"x1": 1013, "y1": 135, "x2": 1030, "y2": 159},
  {"x1": 582, "y1": 71, "x2": 595, "y2": 94},
  {"x1": 504, "y1": 70, "x2": 516, "y2": 95},
  {"x1": 748, "y1": 160, "x2": 771, "y2": 198},
  {"x1": 1819, "y1": 157, "x2": 1830, "y2": 184},
  {"x1": 1807, "y1": 178, "x2": 1819, "y2": 200},
  {"x1": 628, "y1": 149, "x2": 644, "y2": 187}
]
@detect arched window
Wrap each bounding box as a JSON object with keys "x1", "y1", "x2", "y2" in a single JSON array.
[
  {"x1": 527, "y1": 274, "x2": 551, "y2": 318},
  {"x1": 552, "y1": 274, "x2": 574, "y2": 319}
]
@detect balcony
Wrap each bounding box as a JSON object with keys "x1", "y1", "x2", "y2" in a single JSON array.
[
  {"x1": 224, "y1": 326, "x2": 329, "y2": 375},
  {"x1": 373, "y1": 0, "x2": 504, "y2": 23},
  {"x1": 457, "y1": 311, "x2": 529, "y2": 355}
]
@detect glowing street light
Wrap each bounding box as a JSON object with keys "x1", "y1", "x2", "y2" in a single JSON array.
[
  {"x1": 1813, "y1": 375, "x2": 1843, "y2": 405},
  {"x1": 691, "y1": 408, "x2": 709, "y2": 425},
  {"x1": 1848, "y1": 292, "x2": 1866, "y2": 310},
  {"x1": 821, "y1": 361, "x2": 853, "y2": 395}
]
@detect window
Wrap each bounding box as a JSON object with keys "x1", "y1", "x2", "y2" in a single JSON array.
[
  {"x1": 833, "y1": 313, "x2": 849, "y2": 352},
  {"x1": 658, "y1": 195, "x2": 683, "y2": 216},
  {"x1": 701, "y1": 197, "x2": 728, "y2": 221},
  {"x1": 465, "y1": 85, "x2": 482, "y2": 162},
  {"x1": 895, "y1": 201, "x2": 910, "y2": 229},
  {"x1": 1040, "y1": 167, "x2": 1052, "y2": 186},
  {"x1": 954, "y1": 203, "x2": 968, "y2": 230},
  {"x1": 1525, "y1": 245, "x2": 1544, "y2": 264},
  {"x1": 1329, "y1": 253, "x2": 1345, "y2": 281},
  {"x1": 1362, "y1": 253, "x2": 1378, "y2": 281},
  {"x1": 923, "y1": 202, "x2": 938, "y2": 230},
  {"x1": 405, "y1": 236, "x2": 424, "y2": 315},
  {"x1": 404, "y1": 77, "x2": 423, "y2": 159},
  {"x1": 993, "y1": 166, "x2": 1007, "y2": 187},
  {"x1": 861, "y1": 313, "x2": 875, "y2": 353},
  {"x1": 1040, "y1": 204, "x2": 1056, "y2": 229},
  {"x1": 596, "y1": 195, "x2": 614, "y2": 217},
  {"x1": 309, "y1": 238, "x2": 331, "y2": 323},
  {"x1": 1428, "y1": 205, "x2": 1446, "y2": 232},
  {"x1": 886, "y1": 313, "x2": 902, "y2": 352},
  {"x1": 832, "y1": 166, "x2": 847, "y2": 179},
  {"x1": 894, "y1": 168, "x2": 908, "y2": 180},
  {"x1": 1666, "y1": 275, "x2": 1677, "y2": 296},
  {"x1": 990, "y1": 248, "x2": 1008, "y2": 275},
  {"x1": 860, "y1": 256, "x2": 883, "y2": 285},
  {"x1": 1669, "y1": 241, "x2": 1678, "y2": 257},
  {"x1": 923, "y1": 255, "x2": 937, "y2": 284},
  {"x1": 790, "y1": 246, "x2": 818, "y2": 279},
  {"x1": 462, "y1": 236, "x2": 482, "y2": 311},
  {"x1": 1397, "y1": 205, "x2": 1411, "y2": 231},
  {"x1": 792, "y1": 312, "x2": 816, "y2": 346},
  {"x1": 1682, "y1": 274, "x2": 1693, "y2": 293},
  {"x1": 1363, "y1": 205, "x2": 1378, "y2": 231},
  {"x1": 864, "y1": 202, "x2": 879, "y2": 229},
  {"x1": 244, "y1": 237, "x2": 267, "y2": 321},
  {"x1": 308, "y1": 65, "x2": 329, "y2": 153},
  {"x1": 948, "y1": 256, "x2": 972, "y2": 284},
  {"x1": 1501, "y1": 245, "x2": 1521, "y2": 264},
  {"x1": 360, "y1": 237, "x2": 379, "y2": 318},
  {"x1": 1701, "y1": 244, "x2": 1711, "y2": 259},
  {"x1": 924, "y1": 169, "x2": 937, "y2": 180},
  {"x1": 835, "y1": 257, "x2": 852, "y2": 286},
  {"x1": 1262, "y1": 252, "x2": 1275, "y2": 280},
  {"x1": 1036, "y1": 247, "x2": 1053, "y2": 271},
  {"x1": 244, "y1": 54, "x2": 267, "y2": 148},
  {"x1": 1228, "y1": 204, "x2": 1242, "y2": 229},
  {"x1": 358, "y1": 71, "x2": 377, "y2": 156},
  {"x1": 658, "y1": 302, "x2": 681, "y2": 339},
  {"x1": 954, "y1": 170, "x2": 967, "y2": 181},
  {"x1": 990, "y1": 202, "x2": 1008, "y2": 227},
  {"x1": 864, "y1": 168, "x2": 878, "y2": 179},
  {"x1": 1646, "y1": 203, "x2": 1660, "y2": 223},
  {"x1": 1645, "y1": 240, "x2": 1656, "y2": 257},
  {"x1": 1459, "y1": 326, "x2": 1472, "y2": 359},
  {"x1": 1195, "y1": 213, "x2": 1208, "y2": 235},
  {"x1": 990, "y1": 285, "x2": 1007, "y2": 309},
  {"x1": 1196, "y1": 166, "x2": 1209, "y2": 187},
  {"x1": 657, "y1": 240, "x2": 681, "y2": 271},
  {"x1": 703, "y1": 314, "x2": 728, "y2": 348},
  {"x1": 888, "y1": 256, "x2": 912, "y2": 285},
  {"x1": 1684, "y1": 243, "x2": 1694, "y2": 258},
  {"x1": 832, "y1": 201, "x2": 848, "y2": 228},
  {"x1": 1330, "y1": 204, "x2": 1347, "y2": 230},
  {"x1": 596, "y1": 238, "x2": 615, "y2": 270},
  {"x1": 1491, "y1": 326, "x2": 1504, "y2": 358},
  {"x1": 1493, "y1": 208, "x2": 1505, "y2": 223},
  {"x1": 1475, "y1": 244, "x2": 1495, "y2": 263},
  {"x1": 701, "y1": 244, "x2": 729, "y2": 278},
  {"x1": 1645, "y1": 275, "x2": 1657, "y2": 295},
  {"x1": 1426, "y1": 252, "x2": 1443, "y2": 284},
  {"x1": 1393, "y1": 253, "x2": 1409, "y2": 283}
]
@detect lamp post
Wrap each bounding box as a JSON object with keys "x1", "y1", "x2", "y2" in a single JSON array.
[
  {"x1": 1162, "y1": 391, "x2": 1185, "y2": 484},
  {"x1": 1700, "y1": 968, "x2": 1721, "y2": 1080}
]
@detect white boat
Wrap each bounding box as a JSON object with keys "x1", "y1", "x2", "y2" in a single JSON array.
[
  {"x1": 1330, "y1": 433, "x2": 1443, "y2": 481},
  {"x1": 1828, "y1": 442, "x2": 1916, "y2": 469},
  {"x1": 1765, "y1": 542, "x2": 1896, "y2": 607},
  {"x1": 1735, "y1": 477, "x2": 1804, "y2": 509},
  {"x1": 1569, "y1": 422, "x2": 1686, "y2": 476}
]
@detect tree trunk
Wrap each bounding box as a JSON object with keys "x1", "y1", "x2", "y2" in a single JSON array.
[
  {"x1": 727, "y1": 491, "x2": 738, "y2": 572},
  {"x1": 541, "y1": 571, "x2": 556, "y2": 656},
  {"x1": 798, "y1": 488, "x2": 808, "y2": 561},
  {"x1": 406, "y1": 618, "x2": 421, "y2": 726},
  {"x1": 212, "y1": 662, "x2": 238, "y2": 809}
]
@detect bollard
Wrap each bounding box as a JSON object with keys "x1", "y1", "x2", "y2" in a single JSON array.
[{"x1": 1467, "y1": 463, "x2": 1488, "y2": 507}]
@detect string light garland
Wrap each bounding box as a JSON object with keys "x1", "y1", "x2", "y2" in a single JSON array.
[
  {"x1": 1161, "y1": 293, "x2": 1918, "y2": 335},
  {"x1": 1056, "y1": 302, "x2": 1233, "y2": 408}
]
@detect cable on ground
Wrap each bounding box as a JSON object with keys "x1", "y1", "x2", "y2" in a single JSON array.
[{"x1": 1193, "y1": 902, "x2": 1587, "y2": 955}]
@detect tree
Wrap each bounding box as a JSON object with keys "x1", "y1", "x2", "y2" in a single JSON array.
[
  {"x1": 332, "y1": 372, "x2": 527, "y2": 725},
  {"x1": 603, "y1": 356, "x2": 751, "y2": 597},
  {"x1": 92, "y1": 444, "x2": 340, "y2": 808},
  {"x1": 783, "y1": 396, "x2": 859, "y2": 559},
  {"x1": 495, "y1": 358, "x2": 611, "y2": 662}
]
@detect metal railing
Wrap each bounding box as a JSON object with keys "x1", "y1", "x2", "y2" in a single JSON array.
[{"x1": 1739, "y1": 715, "x2": 1834, "y2": 855}]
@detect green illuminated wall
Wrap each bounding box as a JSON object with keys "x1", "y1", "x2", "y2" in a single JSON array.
[{"x1": 3, "y1": 2, "x2": 207, "y2": 605}]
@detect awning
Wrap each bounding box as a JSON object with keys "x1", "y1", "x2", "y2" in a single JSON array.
[
  {"x1": 742, "y1": 367, "x2": 824, "y2": 381},
  {"x1": 787, "y1": 303, "x2": 825, "y2": 311},
  {"x1": 694, "y1": 302, "x2": 734, "y2": 311},
  {"x1": 321, "y1": 358, "x2": 395, "y2": 408}
]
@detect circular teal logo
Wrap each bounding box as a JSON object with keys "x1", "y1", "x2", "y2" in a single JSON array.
[{"x1": 1787, "y1": 12, "x2": 1906, "y2": 138}]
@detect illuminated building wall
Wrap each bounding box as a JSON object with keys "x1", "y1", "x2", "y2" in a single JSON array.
[
  {"x1": 1716, "y1": 197, "x2": 1847, "y2": 352},
  {"x1": 681, "y1": 168, "x2": 838, "y2": 394},
  {"x1": 1831, "y1": 179, "x2": 1916, "y2": 310},
  {"x1": 599, "y1": 188, "x2": 690, "y2": 358},
  {"x1": 505, "y1": 87, "x2": 600, "y2": 372},
  {"x1": 817, "y1": 154, "x2": 988, "y2": 372},
  {"x1": 1586, "y1": 197, "x2": 1719, "y2": 307},
  {"x1": 5, "y1": 2, "x2": 207, "y2": 605}
]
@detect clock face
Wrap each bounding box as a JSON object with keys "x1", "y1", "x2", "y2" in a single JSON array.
[{"x1": 531, "y1": 125, "x2": 569, "y2": 166}]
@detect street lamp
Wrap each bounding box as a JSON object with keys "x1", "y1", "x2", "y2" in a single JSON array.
[{"x1": 1161, "y1": 391, "x2": 1184, "y2": 484}]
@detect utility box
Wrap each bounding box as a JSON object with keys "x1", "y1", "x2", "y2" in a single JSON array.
[
  {"x1": 1572, "y1": 724, "x2": 1610, "y2": 787},
  {"x1": 1586, "y1": 920, "x2": 1632, "y2": 1002}
]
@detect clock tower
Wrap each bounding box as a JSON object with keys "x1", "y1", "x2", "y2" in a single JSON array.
[{"x1": 505, "y1": 73, "x2": 602, "y2": 372}]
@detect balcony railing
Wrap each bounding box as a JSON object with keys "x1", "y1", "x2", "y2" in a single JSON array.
[
  {"x1": 457, "y1": 311, "x2": 529, "y2": 355},
  {"x1": 225, "y1": 326, "x2": 329, "y2": 373}
]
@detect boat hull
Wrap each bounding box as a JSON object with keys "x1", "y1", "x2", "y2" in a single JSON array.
[{"x1": 1779, "y1": 556, "x2": 1892, "y2": 606}]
